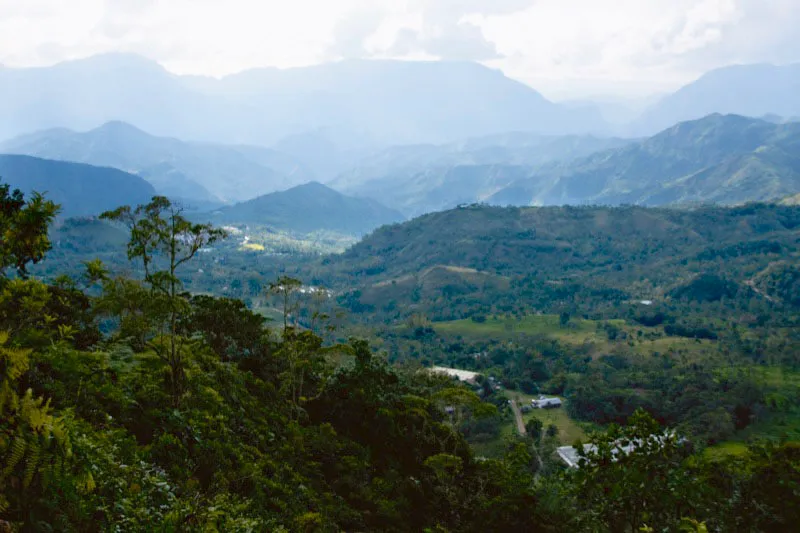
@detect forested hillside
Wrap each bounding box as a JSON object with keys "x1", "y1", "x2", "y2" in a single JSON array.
[
  {"x1": 207, "y1": 182, "x2": 404, "y2": 234},
  {"x1": 2, "y1": 185, "x2": 799, "y2": 531},
  {"x1": 323, "y1": 202, "x2": 800, "y2": 314}
]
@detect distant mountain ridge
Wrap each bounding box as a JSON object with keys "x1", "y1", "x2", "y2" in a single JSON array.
[
  {"x1": 0, "y1": 154, "x2": 155, "y2": 217},
  {"x1": 0, "y1": 53, "x2": 608, "y2": 148},
  {"x1": 0, "y1": 121, "x2": 314, "y2": 203},
  {"x1": 206, "y1": 182, "x2": 405, "y2": 235},
  {"x1": 634, "y1": 63, "x2": 800, "y2": 135},
  {"x1": 331, "y1": 133, "x2": 632, "y2": 216},
  {"x1": 488, "y1": 114, "x2": 800, "y2": 207}
]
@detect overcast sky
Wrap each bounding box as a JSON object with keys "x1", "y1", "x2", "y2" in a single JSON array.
[{"x1": 0, "y1": 0, "x2": 798, "y2": 99}]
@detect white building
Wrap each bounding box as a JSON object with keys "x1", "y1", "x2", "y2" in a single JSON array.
[
  {"x1": 431, "y1": 366, "x2": 481, "y2": 384},
  {"x1": 531, "y1": 395, "x2": 562, "y2": 409}
]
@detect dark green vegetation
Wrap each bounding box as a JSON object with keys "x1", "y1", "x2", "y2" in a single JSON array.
[
  {"x1": 490, "y1": 114, "x2": 800, "y2": 206},
  {"x1": 206, "y1": 182, "x2": 405, "y2": 235},
  {"x1": 325, "y1": 202, "x2": 800, "y2": 318},
  {"x1": 4, "y1": 184, "x2": 799, "y2": 531},
  {"x1": 311, "y1": 202, "x2": 800, "y2": 449},
  {"x1": 0, "y1": 121, "x2": 314, "y2": 204},
  {"x1": 0, "y1": 155, "x2": 154, "y2": 218}
]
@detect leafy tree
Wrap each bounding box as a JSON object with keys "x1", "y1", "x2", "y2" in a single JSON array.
[
  {"x1": 182, "y1": 295, "x2": 268, "y2": 361},
  {"x1": 101, "y1": 197, "x2": 226, "y2": 401},
  {"x1": 569, "y1": 409, "x2": 699, "y2": 532},
  {"x1": 268, "y1": 276, "x2": 302, "y2": 332},
  {"x1": 526, "y1": 418, "x2": 544, "y2": 444},
  {"x1": 0, "y1": 183, "x2": 59, "y2": 278}
]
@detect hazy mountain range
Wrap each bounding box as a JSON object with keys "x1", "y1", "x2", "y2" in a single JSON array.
[
  {"x1": 1, "y1": 53, "x2": 797, "y2": 152},
  {"x1": 0, "y1": 53, "x2": 606, "y2": 148},
  {"x1": 633, "y1": 63, "x2": 800, "y2": 135},
  {"x1": 0, "y1": 154, "x2": 154, "y2": 218},
  {"x1": 0, "y1": 121, "x2": 313, "y2": 204},
  {"x1": 5, "y1": 114, "x2": 800, "y2": 223},
  {"x1": 1, "y1": 54, "x2": 799, "y2": 227},
  {"x1": 331, "y1": 134, "x2": 632, "y2": 216},
  {"x1": 488, "y1": 114, "x2": 800, "y2": 207}
]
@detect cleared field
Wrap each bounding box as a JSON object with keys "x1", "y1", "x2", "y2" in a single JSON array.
[
  {"x1": 470, "y1": 392, "x2": 592, "y2": 459},
  {"x1": 513, "y1": 392, "x2": 590, "y2": 446},
  {"x1": 704, "y1": 441, "x2": 749, "y2": 461},
  {"x1": 433, "y1": 315, "x2": 612, "y2": 345},
  {"x1": 433, "y1": 314, "x2": 717, "y2": 358},
  {"x1": 707, "y1": 367, "x2": 800, "y2": 458}
]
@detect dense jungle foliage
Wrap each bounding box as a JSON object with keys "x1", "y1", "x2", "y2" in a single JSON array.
[{"x1": 2, "y1": 187, "x2": 799, "y2": 531}]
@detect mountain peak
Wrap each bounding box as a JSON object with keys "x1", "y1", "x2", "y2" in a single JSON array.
[
  {"x1": 634, "y1": 63, "x2": 800, "y2": 135},
  {"x1": 62, "y1": 52, "x2": 165, "y2": 72},
  {"x1": 94, "y1": 120, "x2": 149, "y2": 137},
  {"x1": 211, "y1": 181, "x2": 404, "y2": 234}
]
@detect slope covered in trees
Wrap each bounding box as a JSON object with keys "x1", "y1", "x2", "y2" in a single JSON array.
[
  {"x1": 207, "y1": 182, "x2": 405, "y2": 235},
  {"x1": 1, "y1": 186, "x2": 798, "y2": 531}
]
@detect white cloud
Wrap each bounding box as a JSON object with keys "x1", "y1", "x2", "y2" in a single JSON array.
[{"x1": 0, "y1": 0, "x2": 797, "y2": 97}]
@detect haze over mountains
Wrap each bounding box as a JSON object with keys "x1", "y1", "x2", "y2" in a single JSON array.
[
  {"x1": 488, "y1": 114, "x2": 800, "y2": 207},
  {"x1": 0, "y1": 154, "x2": 154, "y2": 218},
  {"x1": 1, "y1": 54, "x2": 797, "y2": 148},
  {"x1": 0, "y1": 121, "x2": 316, "y2": 205},
  {"x1": 0, "y1": 53, "x2": 606, "y2": 148},
  {"x1": 1, "y1": 53, "x2": 799, "y2": 226},
  {"x1": 633, "y1": 63, "x2": 800, "y2": 135},
  {"x1": 331, "y1": 134, "x2": 632, "y2": 216}
]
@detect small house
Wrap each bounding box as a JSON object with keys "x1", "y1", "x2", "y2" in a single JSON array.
[{"x1": 531, "y1": 395, "x2": 562, "y2": 409}]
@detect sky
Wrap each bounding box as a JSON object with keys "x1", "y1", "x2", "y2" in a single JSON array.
[{"x1": 0, "y1": 0, "x2": 798, "y2": 100}]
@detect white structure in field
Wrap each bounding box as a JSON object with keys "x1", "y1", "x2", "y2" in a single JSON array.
[
  {"x1": 557, "y1": 431, "x2": 682, "y2": 468},
  {"x1": 431, "y1": 366, "x2": 481, "y2": 384},
  {"x1": 531, "y1": 395, "x2": 562, "y2": 409}
]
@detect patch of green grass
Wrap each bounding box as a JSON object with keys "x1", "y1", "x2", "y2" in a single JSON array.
[
  {"x1": 631, "y1": 336, "x2": 716, "y2": 357},
  {"x1": 434, "y1": 314, "x2": 609, "y2": 345},
  {"x1": 704, "y1": 441, "x2": 749, "y2": 461},
  {"x1": 511, "y1": 392, "x2": 591, "y2": 446},
  {"x1": 433, "y1": 314, "x2": 718, "y2": 360},
  {"x1": 753, "y1": 366, "x2": 800, "y2": 389},
  {"x1": 470, "y1": 393, "x2": 592, "y2": 459}
]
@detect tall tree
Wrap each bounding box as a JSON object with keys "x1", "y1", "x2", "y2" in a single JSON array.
[
  {"x1": 268, "y1": 276, "x2": 302, "y2": 333},
  {"x1": 101, "y1": 197, "x2": 226, "y2": 402}
]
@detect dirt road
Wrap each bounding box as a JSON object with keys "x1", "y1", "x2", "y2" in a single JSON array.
[
  {"x1": 510, "y1": 397, "x2": 545, "y2": 471},
  {"x1": 509, "y1": 399, "x2": 526, "y2": 436}
]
